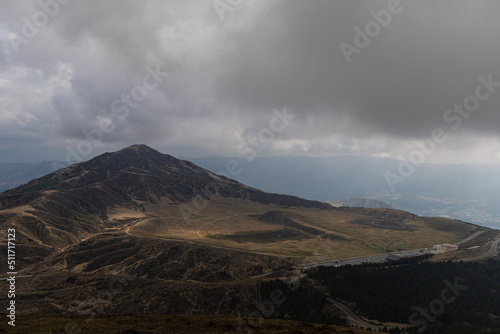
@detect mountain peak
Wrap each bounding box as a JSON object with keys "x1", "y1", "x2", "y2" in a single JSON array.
[
  {"x1": 110, "y1": 144, "x2": 166, "y2": 161},
  {"x1": 80, "y1": 144, "x2": 179, "y2": 172},
  {"x1": 117, "y1": 144, "x2": 157, "y2": 153}
]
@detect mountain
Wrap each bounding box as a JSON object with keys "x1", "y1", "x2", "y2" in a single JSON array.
[
  {"x1": 187, "y1": 155, "x2": 500, "y2": 228},
  {"x1": 327, "y1": 197, "x2": 393, "y2": 209},
  {"x1": 0, "y1": 144, "x2": 495, "y2": 330},
  {"x1": 0, "y1": 145, "x2": 490, "y2": 267},
  {"x1": 0, "y1": 161, "x2": 66, "y2": 192},
  {"x1": 0, "y1": 145, "x2": 330, "y2": 264}
]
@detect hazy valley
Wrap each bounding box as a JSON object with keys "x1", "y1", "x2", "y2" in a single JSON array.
[{"x1": 188, "y1": 155, "x2": 500, "y2": 229}]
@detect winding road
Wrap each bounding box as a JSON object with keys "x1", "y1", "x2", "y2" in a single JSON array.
[
  {"x1": 327, "y1": 298, "x2": 383, "y2": 330},
  {"x1": 462, "y1": 238, "x2": 500, "y2": 262},
  {"x1": 456, "y1": 231, "x2": 485, "y2": 245}
]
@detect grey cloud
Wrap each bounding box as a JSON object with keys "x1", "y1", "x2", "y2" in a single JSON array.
[
  {"x1": 216, "y1": 0, "x2": 500, "y2": 139},
  {"x1": 1, "y1": 0, "x2": 500, "y2": 162}
]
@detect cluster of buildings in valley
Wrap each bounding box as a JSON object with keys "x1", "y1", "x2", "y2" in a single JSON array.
[
  {"x1": 431, "y1": 244, "x2": 459, "y2": 254},
  {"x1": 385, "y1": 244, "x2": 459, "y2": 262}
]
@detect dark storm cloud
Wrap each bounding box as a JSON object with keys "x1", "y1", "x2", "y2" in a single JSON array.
[
  {"x1": 1, "y1": 0, "x2": 500, "y2": 161},
  {"x1": 217, "y1": 0, "x2": 500, "y2": 139}
]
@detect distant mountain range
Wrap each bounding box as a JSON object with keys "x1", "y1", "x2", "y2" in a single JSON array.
[
  {"x1": 0, "y1": 161, "x2": 67, "y2": 192},
  {"x1": 187, "y1": 155, "x2": 500, "y2": 228}
]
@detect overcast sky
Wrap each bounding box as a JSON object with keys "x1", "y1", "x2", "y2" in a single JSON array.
[{"x1": 1, "y1": 0, "x2": 500, "y2": 164}]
